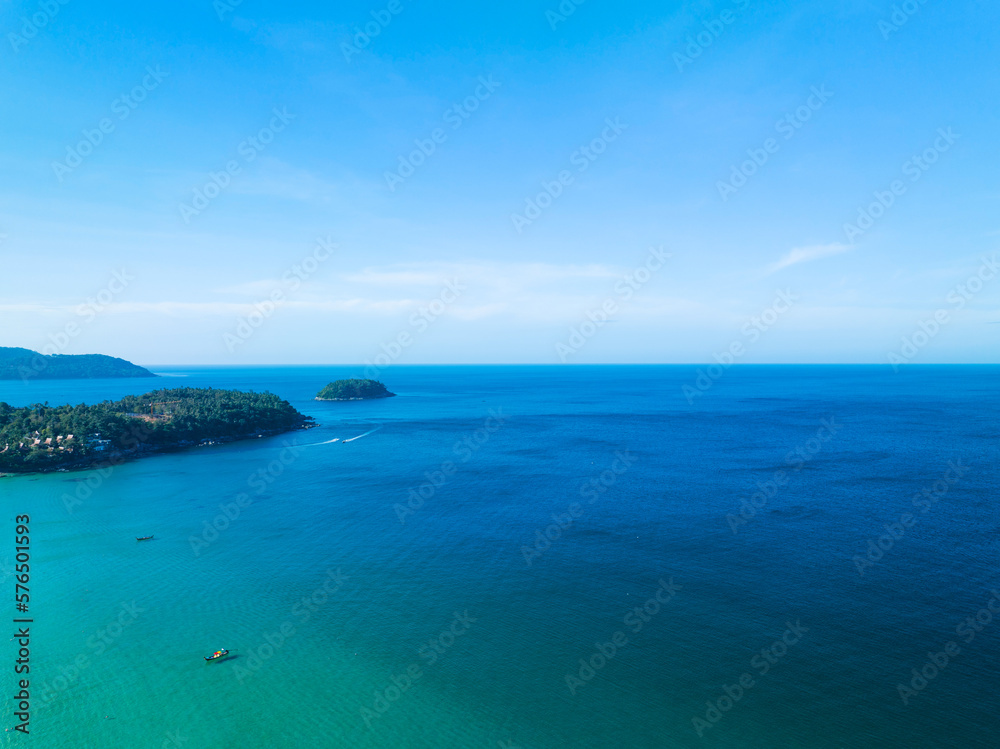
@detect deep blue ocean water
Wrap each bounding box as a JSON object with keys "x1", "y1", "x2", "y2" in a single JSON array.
[{"x1": 1, "y1": 365, "x2": 998, "y2": 748}]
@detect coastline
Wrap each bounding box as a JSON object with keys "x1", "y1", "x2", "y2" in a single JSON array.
[
  {"x1": 0, "y1": 420, "x2": 317, "y2": 475},
  {"x1": 314, "y1": 394, "x2": 395, "y2": 401}
]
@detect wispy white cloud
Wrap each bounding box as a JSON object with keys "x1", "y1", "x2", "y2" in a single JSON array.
[
  {"x1": 230, "y1": 157, "x2": 346, "y2": 204},
  {"x1": 229, "y1": 18, "x2": 340, "y2": 54},
  {"x1": 340, "y1": 268, "x2": 455, "y2": 287},
  {"x1": 764, "y1": 243, "x2": 852, "y2": 276},
  {"x1": 1, "y1": 261, "x2": 678, "y2": 326},
  {"x1": 341, "y1": 262, "x2": 618, "y2": 289}
]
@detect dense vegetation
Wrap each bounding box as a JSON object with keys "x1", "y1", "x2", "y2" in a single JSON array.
[
  {"x1": 316, "y1": 379, "x2": 395, "y2": 400},
  {"x1": 0, "y1": 387, "x2": 311, "y2": 472},
  {"x1": 0, "y1": 347, "x2": 156, "y2": 380}
]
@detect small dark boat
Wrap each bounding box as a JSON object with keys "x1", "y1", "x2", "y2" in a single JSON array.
[
  {"x1": 204, "y1": 649, "x2": 229, "y2": 662},
  {"x1": 136, "y1": 535, "x2": 154, "y2": 541}
]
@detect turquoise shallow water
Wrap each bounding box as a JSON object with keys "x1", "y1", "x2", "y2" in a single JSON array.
[{"x1": 1, "y1": 365, "x2": 998, "y2": 748}]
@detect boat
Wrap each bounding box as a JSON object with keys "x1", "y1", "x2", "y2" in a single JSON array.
[
  {"x1": 136, "y1": 535, "x2": 154, "y2": 541},
  {"x1": 204, "y1": 649, "x2": 229, "y2": 662}
]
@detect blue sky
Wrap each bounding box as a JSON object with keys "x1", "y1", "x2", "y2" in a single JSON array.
[{"x1": 1, "y1": 0, "x2": 998, "y2": 366}]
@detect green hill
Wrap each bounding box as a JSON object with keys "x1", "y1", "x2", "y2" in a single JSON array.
[
  {"x1": 316, "y1": 379, "x2": 395, "y2": 401},
  {"x1": 0, "y1": 347, "x2": 156, "y2": 380},
  {"x1": 0, "y1": 387, "x2": 313, "y2": 473}
]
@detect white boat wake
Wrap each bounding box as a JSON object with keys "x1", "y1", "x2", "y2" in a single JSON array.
[
  {"x1": 301, "y1": 425, "x2": 382, "y2": 447},
  {"x1": 301, "y1": 438, "x2": 341, "y2": 447},
  {"x1": 342, "y1": 426, "x2": 382, "y2": 443}
]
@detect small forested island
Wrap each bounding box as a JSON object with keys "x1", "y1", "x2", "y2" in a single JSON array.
[
  {"x1": 316, "y1": 379, "x2": 395, "y2": 401},
  {"x1": 0, "y1": 347, "x2": 156, "y2": 380},
  {"x1": 0, "y1": 387, "x2": 313, "y2": 473}
]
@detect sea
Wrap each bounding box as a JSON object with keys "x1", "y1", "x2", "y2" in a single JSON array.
[{"x1": 0, "y1": 365, "x2": 997, "y2": 749}]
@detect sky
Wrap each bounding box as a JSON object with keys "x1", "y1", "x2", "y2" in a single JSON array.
[{"x1": 1, "y1": 0, "x2": 998, "y2": 366}]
